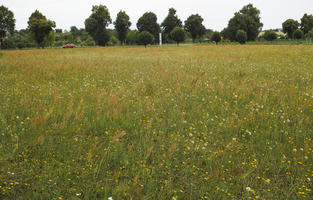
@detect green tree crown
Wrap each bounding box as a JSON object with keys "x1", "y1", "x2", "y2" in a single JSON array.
[
  {"x1": 236, "y1": 29, "x2": 247, "y2": 44},
  {"x1": 0, "y1": 5, "x2": 16, "y2": 47},
  {"x1": 264, "y1": 30, "x2": 277, "y2": 42},
  {"x1": 282, "y1": 19, "x2": 299, "y2": 39},
  {"x1": 161, "y1": 8, "x2": 182, "y2": 42},
  {"x1": 138, "y1": 31, "x2": 154, "y2": 47},
  {"x1": 184, "y1": 14, "x2": 206, "y2": 42},
  {"x1": 170, "y1": 26, "x2": 186, "y2": 45},
  {"x1": 293, "y1": 29, "x2": 303, "y2": 39},
  {"x1": 85, "y1": 5, "x2": 112, "y2": 46},
  {"x1": 114, "y1": 11, "x2": 131, "y2": 44},
  {"x1": 137, "y1": 12, "x2": 160, "y2": 42},
  {"x1": 28, "y1": 10, "x2": 55, "y2": 48},
  {"x1": 300, "y1": 14, "x2": 313, "y2": 34},
  {"x1": 223, "y1": 4, "x2": 263, "y2": 41}
]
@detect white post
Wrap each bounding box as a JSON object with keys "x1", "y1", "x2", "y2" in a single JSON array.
[{"x1": 159, "y1": 33, "x2": 162, "y2": 46}]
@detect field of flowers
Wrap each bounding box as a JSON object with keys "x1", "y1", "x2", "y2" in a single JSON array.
[{"x1": 0, "y1": 45, "x2": 312, "y2": 199}]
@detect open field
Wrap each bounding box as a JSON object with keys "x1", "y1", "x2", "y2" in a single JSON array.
[{"x1": 0, "y1": 46, "x2": 312, "y2": 199}]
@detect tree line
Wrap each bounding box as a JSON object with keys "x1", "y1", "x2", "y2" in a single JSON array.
[{"x1": 1, "y1": 4, "x2": 313, "y2": 49}]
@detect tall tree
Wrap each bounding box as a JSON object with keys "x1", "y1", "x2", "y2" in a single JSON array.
[
  {"x1": 0, "y1": 5, "x2": 15, "y2": 47},
  {"x1": 184, "y1": 14, "x2": 206, "y2": 42},
  {"x1": 137, "y1": 12, "x2": 160, "y2": 42},
  {"x1": 300, "y1": 14, "x2": 313, "y2": 34},
  {"x1": 161, "y1": 8, "x2": 182, "y2": 42},
  {"x1": 282, "y1": 19, "x2": 299, "y2": 39},
  {"x1": 27, "y1": 10, "x2": 55, "y2": 48},
  {"x1": 85, "y1": 5, "x2": 112, "y2": 46},
  {"x1": 114, "y1": 11, "x2": 131, "y2": 44},
  {"x1": 223, "y1": 4, "x2": 263, "y2": 41}
]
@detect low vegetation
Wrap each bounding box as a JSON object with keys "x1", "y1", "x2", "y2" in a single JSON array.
[{"x1": 0, "y1": 45, "x2": 312, "y2": 199}]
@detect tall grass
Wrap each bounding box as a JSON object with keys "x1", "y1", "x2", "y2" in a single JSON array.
[{"x1": 0, "y1": 45, "x2": 312, "y2": 199}]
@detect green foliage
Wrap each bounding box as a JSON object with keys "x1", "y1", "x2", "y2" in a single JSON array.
[
  {"x1": 44, "y1": 31, "x2": 55, "y2": 47},
  {"x1": 1, "y1": 29, "x2": 37, "y2": 49},
  {"x1": 85, "y1": 5, "x2": 112, "y2": 46},
  {"x1": 263, "y1": 30, "x2": 277, "y2": 42},
  {"x1": 126, "y1": 30, "x2": 139, "y2": 45},
  {"x1": 55, "y1": 29, "x2": 62, "y2": 34},
  {"x1": 293, "y1": 29, "x2": 304, "y2": 39},
  {"x1": 27, "y1": 10, "x2": 56, "y2": 48},
  {"x1": 282, "y1": 19, "x2": 299, "y2": 39},
  {"x1": 1, "y1": 37, "x2": 16, "y2": 49},
  {"x1": 236, "y1": 30, "x2": 247, "y2": 44},
  {"x1": 0, "y1": 5, "x2": 15, "y2": 47},
  {"x1": 70, "y1": 26, "x2": 80, "y2": 39},
  {"x1": 223, "y1": 4, "x2": 263, "y2": 41},
  {"x1": 305, "y1": 29, "x2": 313, "y2": 40},
  {"x1": 137, "y1": 31, "x2": 154, "y2": 47},
  {"x1": 300, "y1": 14, "x2": 313, "y2": 34},
  {"x1": 137, "y1": 12, "x2": 160, "y2": 42},
  {"x1": 161, "y1": 8, "x2": 182, "y2": 42},
  {"x1": 211, "y1": 31, "x2": 221, "y2": 44},
  {"x1": 170, "y1": 26, "x2": 186, "y2": 45},
  {"x1": 184, "y1": 14, "x2": 206, "y2": 42},
  {"x1": 114, "y1": 11, "x2": 131, "y2": 44},
  {"x1": 82, "y1": 36, "x2": 96, "y2": 46},
  {"x1": 108, "y1": 35, "x2": 120, "y2": 46}
]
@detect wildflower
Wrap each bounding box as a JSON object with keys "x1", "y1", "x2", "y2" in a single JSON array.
[
  {"x1": 108, "y1": 197, "x2": 113, "y2": 200},
  {"x1": 246, "y1": 187, "x2": 251, "y2": 192}
]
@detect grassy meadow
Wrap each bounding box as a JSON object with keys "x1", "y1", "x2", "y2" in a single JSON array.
[{"x1": 0, "y1": 45, "x2": 312, "y2": 200}]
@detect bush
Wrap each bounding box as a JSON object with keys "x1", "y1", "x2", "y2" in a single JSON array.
[
  {"x1": 170, "y1": 27, "x2": 186, "y2": 46},
  {"x1": 126, "y1": 30, "x2": 139, "y2": 45},
  {"x1": 211, "y1": 31, "x2": 221, "y2": 44},
  {"x1": 1, "y1": 38, "x2": 16, "y2": 49},
  {"x1": 108, "y1": 36, "x2": 120, "y2": 46},
  {"x1": 305, "y1": 29, "x2": 313, "y2": 41},
  {"x1": 236, "y1": 30, "x2": 247, "y2": 44},
  {"x1": 293, "y1": 29, "x2": 304, "y2": 39},
  {"x1": 82, "y1": 37, "x2": 96, "y2": 47},
  {"x1": 138, "y1": 31, "x2": 154, "y2": 47},
  {"x1": 264, "y1": 30, "x2": 277, "y2": 42}
]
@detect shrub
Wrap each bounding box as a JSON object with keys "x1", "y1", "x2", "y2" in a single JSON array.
[
  {"x1": 305, "y1": 29, "x2": 313, "y2": 41},
  {"x1": 170, "y1": 27, "x2": 186, "y2": 46},
  {"x1": 236, "y1": 30, "x2": 247, "y2": 44},
  {"x1": 138, "y1": 31, "x2": 154, "y2": 47},
  {"x1": 264, "y1": 30, "x2": 277, "y2": 42},
  {"x1": 293, "y1": 29, "x2": 304, "y2": 39},
  {"x1": 126, "y1": 30, "x2": 139, "y2": 45},
  {"x1": 108, "y1": 36, "x2": 120, "y2": 46},
  {"x1": 211, "y1": 31, "x2": 221, "y2": 45}
]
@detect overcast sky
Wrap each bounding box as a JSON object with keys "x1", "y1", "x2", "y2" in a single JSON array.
[{"x1": 2, "y1": 0, "x2": 313, "y2": 31}]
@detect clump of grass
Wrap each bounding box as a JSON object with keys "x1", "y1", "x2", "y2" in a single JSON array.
[{"x1": 0, "y1": 46, "x2": 312, "y2": 199}]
